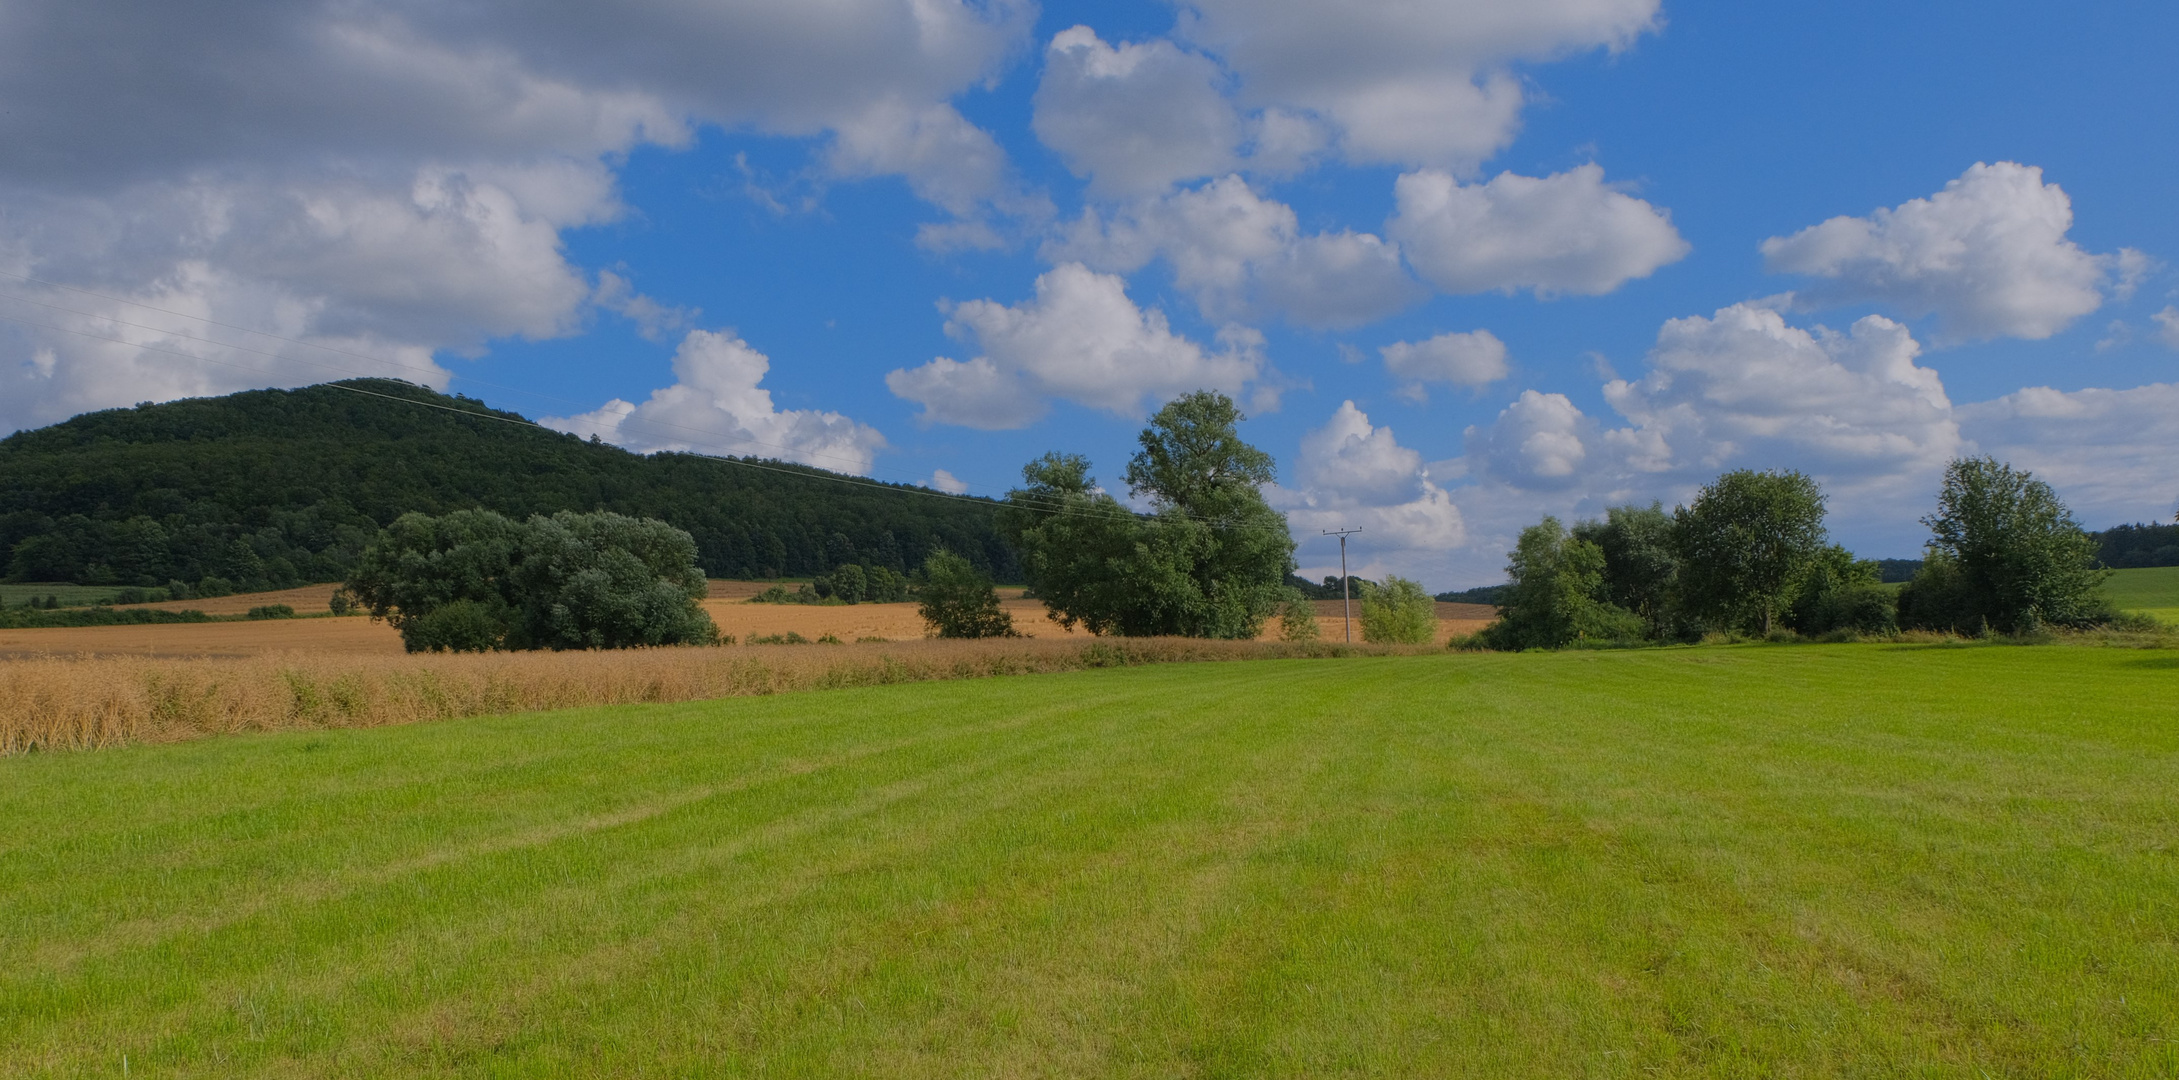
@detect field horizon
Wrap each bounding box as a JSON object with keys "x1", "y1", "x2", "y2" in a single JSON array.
[{"x1": 5, "y1": 644, "x2": 2175, "y2": 1076}]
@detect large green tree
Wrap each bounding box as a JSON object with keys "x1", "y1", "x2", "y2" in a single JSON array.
[
  {"x1": 997, "y1": 391, "x2": 1294, "y2": 638},
  {"x1": 1478, "y1": 517, "x2": 1645, "y2": 650},
  {"x1": 1572, "y1": 502, "x2": 1680, "y2": 635},
  {"x1": 347, "y1": 509, "x2": 717, "y2": 652},
  {"x1": 1900, "y1": 457, "x2": 2108, "y2": 633},
  {"x1": 1673, "y1": 470, "x2": 1830, "y2": 635}
]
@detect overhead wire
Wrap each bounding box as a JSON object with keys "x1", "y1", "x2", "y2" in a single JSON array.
[{"x1": 0, "y1": 308, "x2": 1301, "y2": 536}]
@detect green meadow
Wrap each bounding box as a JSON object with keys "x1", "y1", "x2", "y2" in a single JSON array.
[
  {"x1": 2108, "y1": 566, "x2": 2179, "y2": 625},
  {"x1": 4, "y1": 645, "x2": 2177, "y2": 1077}
]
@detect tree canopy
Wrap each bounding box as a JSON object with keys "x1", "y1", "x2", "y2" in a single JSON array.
[
  {"x1": 1900, "y1": 457, "x2": 2109, "y2": 633},
  {"x1": 346, "y1": 509, "x2": 717, "y2": 652},
  {"x1": 997, "y1": 392, "x2": 1293, "y2": 639},
  {"x1": 1673, "y1": 470, "x2": 1830, "y2": 635}
]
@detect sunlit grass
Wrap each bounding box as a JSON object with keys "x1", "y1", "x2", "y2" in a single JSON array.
[
  {"x1": 2108, "y1": 565, "x2": 2179, "y2": 625},
  {"x1": 4, "y1": 645, "x2": 2176, "y2": 1076}
]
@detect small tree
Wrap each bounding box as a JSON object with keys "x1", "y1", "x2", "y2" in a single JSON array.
[
  {"x1": 918, "y1": 549, "x2": 1016, "y2": 639},
  {"x1": 1674, "y1": 469, "x2": 1829, "y2": 635},
  {"x1": 1276, "y1": 590, "x2": 1320, "y2": 641},
  {"x1": 1480, "y1": 517, "x2": 1645, "y2": 650},
  {"x1": 1786, "y1": 545, "x2": 1897, "y2": 636},
  {"x1": 1359, "y1": 576, "x2": 1436, "y2": 644},
  {"x1": 1904, "y1": 457, "x2": 2108, "y2": 632}
]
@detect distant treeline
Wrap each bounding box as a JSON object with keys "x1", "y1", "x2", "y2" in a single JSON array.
[{"x1": 0, "y1": 380, "x2": 1018, "y2": 591}]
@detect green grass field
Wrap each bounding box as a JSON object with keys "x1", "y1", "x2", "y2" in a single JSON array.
[
  {"x1": 5, "y1": 646, "x2": 2177, "y2": 1077},
  {"x1": 2108, "y1": 566, "x2": 2179, "y2": 624}
]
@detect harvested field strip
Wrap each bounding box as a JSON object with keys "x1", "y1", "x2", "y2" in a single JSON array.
[{"x1": 0, "y1": 638, "x2": 1401, "y2": 756}]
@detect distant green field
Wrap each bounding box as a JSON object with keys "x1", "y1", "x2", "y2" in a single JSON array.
[
  {"x1": 5, "y1": 647, "x2": 2177, "y2": 1076},
  {"x1": 2108, "y1": 565, "x2": 2179, "y2": 624},
  {"x1": 0, "y1": 582, "x2": 132, "y2": 608}
]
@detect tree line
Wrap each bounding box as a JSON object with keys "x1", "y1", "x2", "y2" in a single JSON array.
[{"x1": 1480, "y1": 458, "x2": 2123, "y2": 650}]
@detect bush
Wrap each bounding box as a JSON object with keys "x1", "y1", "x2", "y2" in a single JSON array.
[
  {"x1": 1359, "y1": 576, "x2": 1435, "y2": 644},
  {"x1": 245, "y1": 604, "x2": 298, "y2": 620},
  {"x1": 917, "y1": 550, "x2": 1016, "y2": 639},
  {"x1": 1787, "y1": 546, "x2": 1897, "y2": 637},
  {"x1": 1276, "y1": 592, "x2": 1320, "y2": 642}
]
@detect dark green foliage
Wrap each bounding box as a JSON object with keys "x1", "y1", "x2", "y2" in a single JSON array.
[
  {"x1": 1290, "y1": 574, "x2": 1380, "y2": 600},
  {"x1": 1478, "y1": 517, "x2": 1647, "y2": 650},
  {"x1": 999, "y1": 392, "x2": 1294, "y2": 639},
  {"x1": 1674, "y1": 470, "x2": 1830, "y2": 635},
  {"x1": 0, "y1": 380, "x2": 1016, "y2": 590},
  {"x1": 1434, "y1": 583, "x2": 1510, "y2": 605},
  {"x1": 0, "y1": 606, "x2": 212, "y2": 629},
  {"x1": 245, "y1": 604, "x2": 298, "y2": 620},
  {"x1": 345, "y1": 509, "x2": 717, "y2": 652},
  {"x1": 1901, "y1": 457, "x2": 2110, "y2": 633},
  {"x1": 327, "y1": 590, "x2": 353, "y2": 616},
  {"x1": 2091, "y1": 522, "x2": 2179, "y2": 568},
  {"x1": 917, "y1": 550, "x2": 1016, "y2": 639},
  {"x1": 1358, "y1": 576, "x2": 1435, "y2": 644},
  {"x1": 1573, "y1": 502, "x2": 1681, "y2": 635},
  {"x1": 1786, "y1": 547, "x2": 1898, "y2": 637}
]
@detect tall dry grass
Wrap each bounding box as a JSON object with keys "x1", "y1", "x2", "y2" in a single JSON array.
[{"x1": 0, "y1": 638, "x2": 1395, "y2": 755}]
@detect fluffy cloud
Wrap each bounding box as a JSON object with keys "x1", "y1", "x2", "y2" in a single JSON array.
[
  {"x1": 1174, "y1": 0, "x2": 1660, "y2": 170},
  {"x1": 886, "y1": 263, "x2": 1267, "y2": 429},
  {"x1": 1761, "y1": 162, "x2": 2121, "y2": 341},
  {"x1": 1273, "y1": 402, "x2": 1466, "y2": 579},
  {"x1": 2156, "y1": 307, "x2": 2179, "y2": 350},
  {"x1": 0, "y1": 0, "x2": 1034, "y2": 433},
  {"x1": 1466, "y1": 390, "x2": 1598, "y2": 488},
  {"x1": 1389, "y1": 165, "x2": 1689, "y2": 296},
  {"x1": 1032, "y1": 27, "x2": 1242, "y2": 197},
  {"x1": 1602, "y1": 304, "x2": 1960, "y2": 499},
  {"x1": 542, "y1": 330, "x2": 886, "y2": 474},
  {"x1": 928, "y1": 469, "x2": 971, "y2": 495},
  {"x1": 1957, "y1": 383, "x2": 2179, "y2": 528},
  {"x1": 1381, "y1": 330, "x2": 1509, "y2": 400},
  {"x1": 1048, "y1": 176, "x2": 1422, "y2": 327}
]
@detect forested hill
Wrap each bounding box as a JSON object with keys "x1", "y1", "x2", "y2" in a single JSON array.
[{"x1": 0, "y1": 380, "x2": 1018, "y2": 590}]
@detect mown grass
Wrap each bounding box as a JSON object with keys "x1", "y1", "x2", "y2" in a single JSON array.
[
  {"x1": 2107, "y1": 566, "x2": 2179, "y2": 625},
  {"x1": 3, "y1": 645, "x2": 2177, "y2": 1077}
]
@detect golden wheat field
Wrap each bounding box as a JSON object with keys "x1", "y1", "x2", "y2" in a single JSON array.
[
  {"x1": 0, "y1": 583, "x2": 1496, "y2": 659},
  {"x1": 0, "y1": 637, "x2": 1413, "y2": 755}
]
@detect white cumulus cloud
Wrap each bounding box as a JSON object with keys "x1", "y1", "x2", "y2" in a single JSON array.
[
  {"x1": 1761, "y1": 161, "x2": 2119, "y2": 341},
  {"x1": 1381, "y1": 330, "x2": 1509, "y2": 401},
  {"x1": 1273, "y1": 401, "x2": 1466, "y2": 580},
  {"x1": 1957, "y1": 383, "x2": 2179, "y2": 528},
  {"x1": 2155, "y1": 307, "x2": 2179, "y2": 351},
  {"x1": 1048, "y1": 175, "x2": 1422, "y2": 327},
  {"x1": 1174, "y1": 0, "x2": 1660, "y2": 170},
  {"x1": 886, "y1": 263, "x2": 1268, "y2": 429},
  {"x1": 1032, "y1": 27, "x2": 1242, "y2": 198},
  {"x1": 1389, "y1": 165, "x2": 1689, "y2": 297},
  {"x1": 543, "y1": 329, "x2": 887, "y2": 475}
]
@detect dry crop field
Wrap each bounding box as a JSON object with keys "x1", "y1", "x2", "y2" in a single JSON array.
[{"x1": 0, "y1": 583, "x2": 1497, "y2": 660}]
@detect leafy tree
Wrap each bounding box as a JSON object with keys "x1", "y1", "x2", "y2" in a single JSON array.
[
  {"x1": 1359, "y1": 576, "x2": 1436, "y2": 644},
  {"x1": 346, "y1": 509, "x2": 716, "y2": 652},
  {"x1": 1673, "y1": 470, "x2": 1830, "y2": 635},
  {"x1": 917, "y1": 549, "x2": 1016, "y2": 639},
  {"x1": 1572, "y1": 502, "x2": 1680, "y2": 635},
  {"x1": 1479, "y1": 517, "x2": 1646, "y2": 650},
  {"x1": 999, "y1": 392, "x2": 1294, "y2": 638},
  {"x1": 1902, "y1": 457, "x2": 2109, "y2": 633}
]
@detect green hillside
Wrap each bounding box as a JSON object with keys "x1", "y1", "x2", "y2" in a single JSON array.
[
  {"x1": 6, "y1": 646, "x2": 2176, "y2": 1074},
  {"x1": 2107, "y1": 566, "x2": 2179, "y2": 624},
  {"x1": 0, "y1": 380, "x2": 1016, "y2": 590}
]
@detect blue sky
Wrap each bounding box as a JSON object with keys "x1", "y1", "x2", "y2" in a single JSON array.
[{"x1": 3, "y1": 0, "x2": 2174, "y2": 587}]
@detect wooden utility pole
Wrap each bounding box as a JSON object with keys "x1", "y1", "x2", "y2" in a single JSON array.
[{"x1": 1323, "y1": 528, "x2": 1361, "y2": 643}]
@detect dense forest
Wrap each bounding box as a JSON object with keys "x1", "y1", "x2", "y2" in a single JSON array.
[{"x1": 0, "y1": 380, "x2": 1018, "y2": 591}]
